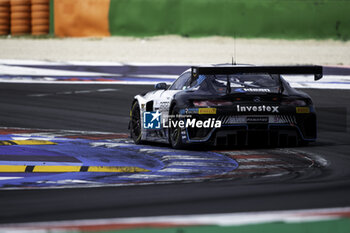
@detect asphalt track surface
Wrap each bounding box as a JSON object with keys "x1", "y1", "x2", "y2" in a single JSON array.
[{"x1": 0, "y1": 83, "x2": 349, "y2": 224}]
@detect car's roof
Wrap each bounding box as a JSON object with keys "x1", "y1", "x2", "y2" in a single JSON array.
[{"x1": 195, "y1": 63, "x2": 253, "y2": 68}]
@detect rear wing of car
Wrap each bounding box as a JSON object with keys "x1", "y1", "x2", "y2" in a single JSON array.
[{"x1": 191, "y1": 65, "x2": 323, "y2": 81}]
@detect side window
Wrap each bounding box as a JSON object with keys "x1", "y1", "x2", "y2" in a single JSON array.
[
  {"x1": 189, "y1": 74, "x2": 206, "y2": 88},
  {"x1": 169, "y1": 72, "x2": 191, "y2": 90}
]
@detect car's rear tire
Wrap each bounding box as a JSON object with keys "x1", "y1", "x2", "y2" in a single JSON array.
[
  {"x1": 169, "y1": 105, "x2": 185, "y2": 149},
  {"x1": 130, "y1": 101, "x2": 143, "y2": 144}
]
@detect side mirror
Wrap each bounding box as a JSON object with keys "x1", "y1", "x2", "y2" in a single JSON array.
[{"x1": 155, "y1": 82, "x2": 167, "y2": 90}]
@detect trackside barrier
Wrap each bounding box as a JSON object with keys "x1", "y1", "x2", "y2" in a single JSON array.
[
  {"x1": 0, "y1": 0, "x2": 49, "y2": 36},
  {"x1": 10, "y1": 0, "x2": 31, "y2": 35},
  {"x1": 31, "y1": 0, "x2": 49, "y2": 35},
  {"x1": 0, "y1": 0, "x2": 10, "y2": 35},
  {"x1": 54, "y1": 0, "x2": 110, "y2": 37}
]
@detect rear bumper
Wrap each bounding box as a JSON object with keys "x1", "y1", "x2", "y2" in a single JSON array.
[
  {"x1": 184, "y1": 124, "x2": 314, "y2": 147},
  {"x1": 181, "y1": 114, "x2": 316, "y2": 147}
]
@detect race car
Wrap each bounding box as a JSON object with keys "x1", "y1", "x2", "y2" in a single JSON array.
[{"x1": 129, "y1": 65, "x2": 323, "y2": 148}]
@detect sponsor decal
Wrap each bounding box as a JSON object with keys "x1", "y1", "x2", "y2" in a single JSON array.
[
  {"x1": 253, "y1": 96, "x2": 261, "y2": 102},
  {"x1": 236, "y1": 105, "x2": 279, "y2": 113},
  {"x1": 296, "y1": 107, "x2": 310, "y2": 114},
  {"x1": 184, "y1": 108, "x2": 199, "y2": 114},
  {"x1": 159, "y1": 101, "x2": 169, "y2": 111},
  {"x1": 235, "y1": 88, "x2": 271, "y2": 93},
  {"x1": 198, "y1": 108, "x2": 217, "y2": 114},
  {"x1": 143, "y1": 111, "x2": 161, "y2": 129},
  {"x1": 246, "y1": 116, "x2": 269, "y2": 123},
  {"x1": 245, "y1": 88, "x2": 271, "y2": 92}
]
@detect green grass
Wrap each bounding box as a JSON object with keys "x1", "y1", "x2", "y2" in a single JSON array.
[{"x1": 65, "y1": 218, "x2": 350, "y2": 233}]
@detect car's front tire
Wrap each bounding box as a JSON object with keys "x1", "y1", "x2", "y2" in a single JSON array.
[{"x1": 130, "y1": 101, "x2": 143, "y2": 144}]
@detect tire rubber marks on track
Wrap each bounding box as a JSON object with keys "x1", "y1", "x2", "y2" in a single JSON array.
[
  {"x1": 217, "y1": 149, "x2": 315, "y2": 179},
  {"x1": 92, "y1": 141, "x2": 238, "y2": 182},
  {"x1": 161, "y1": 155, "x2": 221, "y2": 161}
]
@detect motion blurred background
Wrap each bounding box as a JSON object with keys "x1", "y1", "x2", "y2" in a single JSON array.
[
  {"x1": 1, "y1": 0, "x2": 350, "y2": 65},
  {"x1": 1, "y1": 0, "x2": 349, "y2": 39}
]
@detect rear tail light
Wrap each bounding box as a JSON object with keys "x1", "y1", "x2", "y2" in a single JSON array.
[
  {"x1": 193, "y1": 100, "x2": 233, "y2": 107},
  {"x1": 281, "y1": 99, "x2": 308, "y2": 106}
]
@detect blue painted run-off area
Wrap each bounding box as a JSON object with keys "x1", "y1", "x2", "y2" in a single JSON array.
[{"x1": 0, "y1": 129, "x2": 238, "y2": 188}]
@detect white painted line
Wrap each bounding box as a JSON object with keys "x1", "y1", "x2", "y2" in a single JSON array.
[
  {"x1": 97, "y1": 88, "x2": 119, "y2": 92},
  {"x1": 161, "y1": 155, "x2": 221, "y2": 161},
  {"x1": 0, "y1": 59, "x2": 68, "y2": 66},
  {"x1": 119, "y1": 174, "x2": 166, "y2": 179},
  {"x1": 90, "y1": 142, "x2": 131, "y2": 148},
  {"x1": 0, "y1": 64, "x2": 177, "y2": 79},
  {"x1": 0, "y1": 161, "x2": 82, "y2": 166},
  {"x1": 158, "y1": 168, "x2": 203, "y2": 173},
  {"x1": 0, "y1": 177, "x2": 23, "y2": 180},
  {"x1": 28, "y1": 89, "x2": 120, "y2": 97},
  {"x1": 167, "y1": 161, "x2": 233, "y2": 167},
  {"x1": 0, "y1": 59, "x2": 192, "y2": 66},
  {"x1": 284, "y1": 75, "x2": 350, "y2": 89},
  {"x1": 262, "y1": 173, "x2": 288, "y2": 178},
  {"x1": 235, "y1": 158, "x2": 279, "y2": 163},
  {"x1": 290, "y1": 83, "x2": 350, "y2": 89},
  {"x1": 0, "y1": 65, "x2": 116, "y2": 77},
  {"x1": 134, "y1": 74, "x2": 177, "y2": 79},
  {"x1": 139, "y1": 148, "x2": 177, "y2": 153},
  {"x1": 36, "y1": 179, "x2": 100, "y2": 184},
  {"x1": 10, "y1": 136, "x2": 68, "y2": 141},
  {"x1": 0, "y1": 126, "x2": 117, "y2": 135},
  {"x1": 237, "y1": 164, "x2": 291, "y2": 169},
  {"x1": 27, "y1": 94, "x2": 50, "y2": 97},
  {"x1": 0, "y1": 79, "x2": 168, "y2": 85}
]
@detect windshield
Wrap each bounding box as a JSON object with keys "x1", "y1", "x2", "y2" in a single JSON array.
[{"x1": 206, "y1": 74, "x2": 280, "y2": 93}]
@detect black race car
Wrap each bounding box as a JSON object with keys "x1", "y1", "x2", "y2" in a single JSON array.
[{"x1": 129, "y1": 65, "x2": 322, "y2": 148}]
